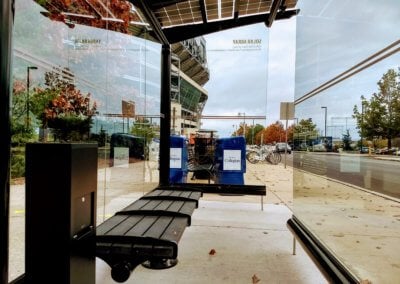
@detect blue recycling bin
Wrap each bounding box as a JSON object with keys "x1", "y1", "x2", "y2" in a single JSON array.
[
  {"x1": 169, "y1": 135, "x2": 188, "y2": 183},
  {"x1": 214, "y1": 136, "x2": 246, "y2": 185}
]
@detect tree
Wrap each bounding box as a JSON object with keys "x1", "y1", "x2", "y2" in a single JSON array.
[
  {"x1": 342, "y1": 129, "x2": 352, "y2": 151},
  {"x1": 353, "y1": 68, "x2": 400, "y2": 148},
  {"x1": 259, "y1": 121, "x2": 286, "y2": 144},
  {"x1": 249, "y1": 124, "x2": 264, "y2": 145},
  {"x1": 29, "y1": 66, "x2": 97, "y2": 141},
  {"x1": 235, "y1": 123, "x2": 264, "y2": 145},
  {"x1": 43, "y1": 86, "x2": 97, "y2": 141},
  {"x1": 30, "y1": 66, "x2": 74, "y2": 129},
  {"x1": 287, "y1": 124, "x2": 294, "y2": 143},
  {"x1": 11, "y1": 79, "x2": 34, "y2": 145},
  {"x1": 293, "y1": 118, "x2": 318, "y2": 148}
]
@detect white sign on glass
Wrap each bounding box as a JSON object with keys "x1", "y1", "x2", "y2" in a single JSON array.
[{"x1": 114, "y1": 147, "x2": 129, "y2": 168}]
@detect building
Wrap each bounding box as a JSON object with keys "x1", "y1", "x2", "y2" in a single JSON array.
[{"x1": 171, "y1": 38, "x2": 209, "y2": 136}]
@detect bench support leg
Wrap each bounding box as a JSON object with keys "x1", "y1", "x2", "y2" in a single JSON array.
[
  {"x1": 142, "y1": 258, "x2": 178, "y2": 270},
  {"x1": 261, "y1": 196, "x2": 264, "y2": 211},
  {"x1": 292, "y1": 237, "x2": 297, "y2": 255}
]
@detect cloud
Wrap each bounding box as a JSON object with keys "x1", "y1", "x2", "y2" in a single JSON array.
[{"x1": 201, "y1": 19, "x2": 296, "y2": 137}]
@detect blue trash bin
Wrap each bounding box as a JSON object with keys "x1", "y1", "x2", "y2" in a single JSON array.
[
  {"x1": 214, "y1": 136, "x2": 246, "y2": 185},
  {"x1": 169, "y1": 135, "x2": 188, "y2": 183}
]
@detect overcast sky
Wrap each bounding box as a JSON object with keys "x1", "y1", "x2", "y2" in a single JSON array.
[{"x1": 202, "y1": 18, "x2": 296, "y2": 137}]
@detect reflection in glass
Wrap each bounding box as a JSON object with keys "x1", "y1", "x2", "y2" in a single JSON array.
[
  {"x1": 293, "y1": 0, "x2": 400, "y2": 282},
  {"x1": 10, "y1": 0, "x2": 161, "y2": 281}
]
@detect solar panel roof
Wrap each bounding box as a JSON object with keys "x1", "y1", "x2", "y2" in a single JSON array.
[{"x1": 35, "y1": 0, "x2": 298, "y2": 44}]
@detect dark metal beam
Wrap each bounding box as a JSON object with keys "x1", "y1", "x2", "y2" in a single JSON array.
[
  {"x1": 199, "y1": 0, "x2": 207, "y2": 24},
  {"x1": 130, "y1": 0, "x2": 169, "y2": 45},
  {"x1": 163, "y1": 9, "x2": 299, "y2": 43},
  {"x1": 266, "y1": 0, "x2": 283, "y2": 28},
  {"x1": 159, "y1": 44, "x2": 171, "y2": 186},
  {"x1": 233, "y1": 0, "x2": 240, "y2": 20},
  {"x1": 0, "y1": 0, "x2": 13, "y2": 282}
]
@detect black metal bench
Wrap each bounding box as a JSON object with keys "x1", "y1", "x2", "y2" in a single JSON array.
[
  {"x1": 165, "y1": 183, "x2": 267, "y2": 210},
  {"x1": 96, "y1": 187, "x2": 202, "y2": 282}
]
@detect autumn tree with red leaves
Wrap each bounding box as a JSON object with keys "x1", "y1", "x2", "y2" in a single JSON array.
[
  {"x1": 31, "y1": 67, "x2": 97, "y2": 141},
  {"x1": 259, "y1": 121, "x2": 286, "y2": 144},
  {"x1": 43, "y1": 85, "x2": 97, "y2": 141}
]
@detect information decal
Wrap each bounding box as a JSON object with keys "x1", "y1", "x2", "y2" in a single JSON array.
[
  {"x1": 114, "y1": 147, "x2": 129, "y2": 168},
  {"x1": 223, "y1": 150, "x2": 241, "y2": 171},
  {"x1": 170, "y1": 148, "x2": 182, "y2": 169}
]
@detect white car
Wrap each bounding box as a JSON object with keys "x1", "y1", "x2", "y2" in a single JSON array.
[{"x1": 275, "y1": 143, "x2": 292, "y2": 154}]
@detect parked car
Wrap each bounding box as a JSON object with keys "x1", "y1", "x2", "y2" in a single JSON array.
[
  {"x1": 275, "y1": 142, "x2": 292, "y2": 154},
  {"x1": 312, "y1": 143, "x2": 326, "y2": 152},
  {"x1": 375, "y1": 147, "x2": 388, "y2": 155}
]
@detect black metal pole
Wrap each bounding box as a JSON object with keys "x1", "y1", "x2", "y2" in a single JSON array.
[
  {"x1": 26, "y1": 67, "x2": 30, "y2": 130},
  {"x1": 159, "y1": 44, "x2": 171, "y2": 186},
  {"x1": 0, "y1": 0, "x2": 13, "y2": 282}
]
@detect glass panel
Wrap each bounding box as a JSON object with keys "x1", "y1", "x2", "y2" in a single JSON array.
[
  {"x1": 294, "y1": 0, "x2": 400, "y2": 282},
  {"x1": 197, "y1": 24, "x2": 268, "y2": 187},
  {"x1": 10, "y1": 0, "x2": 160, "y2": 281}
]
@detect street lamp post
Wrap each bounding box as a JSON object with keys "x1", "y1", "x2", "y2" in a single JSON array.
[
  {"x1": 321, "y1": 106, "x2": 327, "y2": 137},
  {"x1": 251, "y1": 119, "x2": 255, "y2": 145},
  {"x1": 26, "y1": 66, "x2": 38, "y2": 130}
]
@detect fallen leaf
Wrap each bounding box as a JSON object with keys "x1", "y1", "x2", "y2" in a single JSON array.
[
  {"x1": 209, "y1": 249, "x2": 216, "y2": 255},
  {"x1": 252, "y1": 274, "x2": 260, "y2": 283}
]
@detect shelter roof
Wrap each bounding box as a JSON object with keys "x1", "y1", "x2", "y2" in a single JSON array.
[{"x1": 36, "y1": 0, "x2": 298, "y2": 44}]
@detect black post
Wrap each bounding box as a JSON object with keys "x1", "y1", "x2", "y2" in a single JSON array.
[
  {"x1": 159, "y1": 44, "x2": 171, "y2": 186},
  {"x1": 0, "y1": 0, "x2": 13, "y2": 282}
]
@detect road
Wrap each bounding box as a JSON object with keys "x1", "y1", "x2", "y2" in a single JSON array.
[{"x1": 283, "y1": 152, "x2": 400, "y2": 199}]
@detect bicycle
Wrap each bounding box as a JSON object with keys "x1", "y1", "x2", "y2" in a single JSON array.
[{"x1": 246, "y1": 145, "x2": 281, "y2": 165}]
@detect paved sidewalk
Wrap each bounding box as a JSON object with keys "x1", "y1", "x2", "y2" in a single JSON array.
[{"x1": 95, "y1": 162, "x2": 328, "y2": 283}]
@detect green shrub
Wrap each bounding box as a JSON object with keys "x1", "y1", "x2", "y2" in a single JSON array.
[{"x1": 11, "y1": 151, "x2": 25, "y2": 179}]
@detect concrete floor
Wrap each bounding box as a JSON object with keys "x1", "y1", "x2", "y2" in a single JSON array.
[{"x1": 96, "y1": 199, "x2": 327, "y2": 284}]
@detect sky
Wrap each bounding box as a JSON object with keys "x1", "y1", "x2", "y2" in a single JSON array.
[{"x1": 201, "y1": 17, "x2": 296, "y2": 137}]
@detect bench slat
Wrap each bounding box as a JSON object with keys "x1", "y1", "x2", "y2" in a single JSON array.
[
  {"x1": 144, "y1": 216, "x2": 173, "y2": 239},
  {"x1": 125, "y1": 216, "x2": 158, "y2": 237},
  {"x1": 102, "y1": 215, "x2": 144, "y2": 236},
  {"x1": 154, "y1": 200, "x2": 173, "y2": 211},
  {"x1": 97, "y1": 215, "x2": 130, "y2": 235},
  {"x1": 117, "y1": 199, "x2": 197, "y2": 225},
  {"x1": 160, "y1": 217, "x2": 187, "y2": 242},
  {"x1": 141, "y1": 189, "x2": 201, "y2": 206}
]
